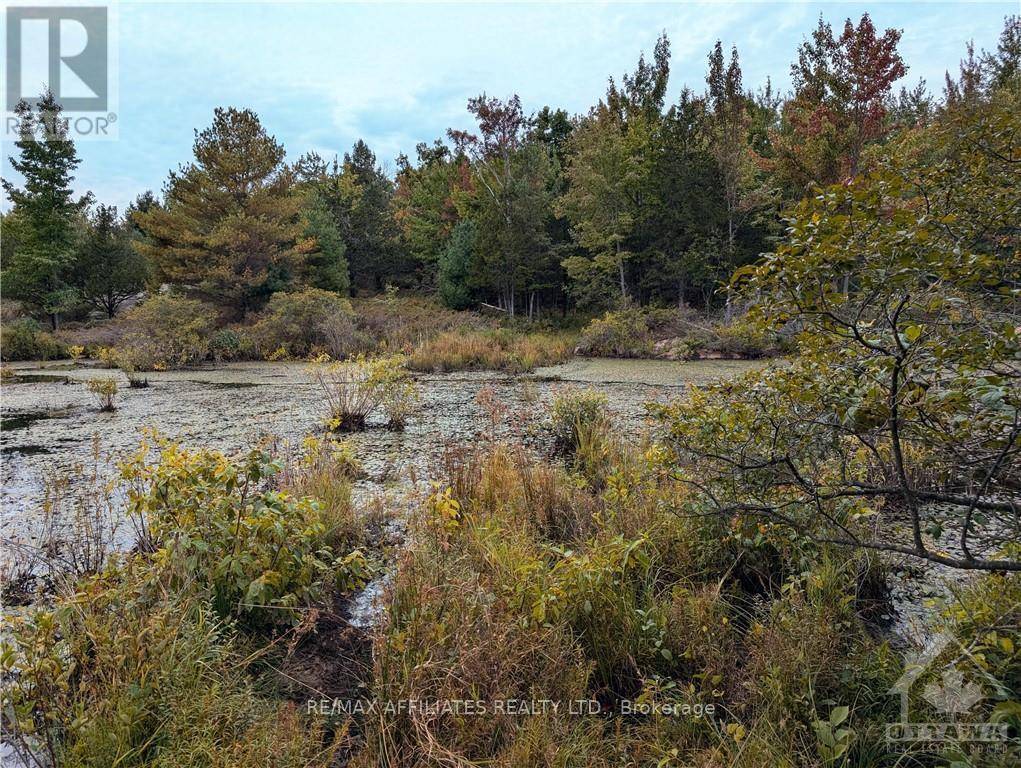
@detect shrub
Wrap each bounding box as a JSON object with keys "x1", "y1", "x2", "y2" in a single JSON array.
[
  {"x1": 927, "y1": 573, "x2": 1021, "y2": 732},
  {"x1": 310, "y1": 354, "x2": 418, "y2": 432},
  {"x1": 351, "y1": 294, "x2": 480, "y2": 354},
  {"x1": 85, "y1": 377, "x2": 118, "y2": 411},
  {"x1": 371, "y1": 355, "x2": 420, "y2": 429},
  {"x1": 438, "y1": 219, "x2": 476, "y2": 310},
  {"x1": 711, "y1": 317, "x2": 787, "y2": 359},
  {"x1": 121, "y1": 434, "x2": 368, "y2": 625},
  {"x1": 117, "y1": 294, "x2": 217, "y2": 369},
  {"x1": 0, "y1": 568, "x2": 338, "y2": 768},
  {"x1": 0, "y1": 430, "x2": 366, "y2": 767},
  {"x1": 106, "y1": 347, "x2": 152, "y2": 387},
  {"x1": 0, "y1": 318, "x2": 65, "y2": 361},
  {"x1": 548, "y1": 388, "x2": 610, "y2": 454},
  {"x1": 574, "y1": 308, "x2": 656, "y2": 358},
  {"x1": 576, "y1": 307, "x2": 788, "y2": 360},
  {"x1": 249, "y1": 288, "x2": 355, "y2": 359},
  {"x1": 208, "y1": 327, "x2": 255, "y2": 362}
]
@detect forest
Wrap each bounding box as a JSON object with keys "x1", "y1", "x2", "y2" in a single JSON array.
[{"x1": 5, "y1": 14, "x2": 1013, "y2": 339}]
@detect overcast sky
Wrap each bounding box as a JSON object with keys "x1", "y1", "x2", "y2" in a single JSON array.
[{"x1": 2, "y1": 1, "x2": 1015, "y2": 212}]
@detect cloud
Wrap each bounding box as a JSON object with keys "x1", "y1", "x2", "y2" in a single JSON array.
[{"x1": 2, "y1": 1, "x2": 1015, "y2": 213}]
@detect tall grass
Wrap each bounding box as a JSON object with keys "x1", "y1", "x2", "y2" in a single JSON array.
[
  {"x1": 310, "y1": 354, "x2": 419, "y2": 431},
  {"x1": 407, "y1": 328, "x2": 574, "y2": 373},
  {"x1": 355, "y1": 433, "x2": 922, "y2": 767}
]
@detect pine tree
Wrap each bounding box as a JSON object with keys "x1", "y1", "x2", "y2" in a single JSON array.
[
  {"x1": 341, "y1": 140, "x2": 402, "y2": 292},
  {"x1": 1, "y1": 92, "x2": 89, "y2": 327},
  {"x1": 393, "y1": 141, "x2": 470, "y2": 287},
  {"x1": 132, "y1": 107, "x2": 305, "y2": 315}
]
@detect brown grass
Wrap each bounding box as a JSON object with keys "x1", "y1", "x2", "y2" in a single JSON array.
[{"x1": 408, "y1": 328, "x2": 574, "y2": 373}]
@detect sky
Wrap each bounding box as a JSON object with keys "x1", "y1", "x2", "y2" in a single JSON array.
[{"x1": 1, "y1": 1, "x2": 1016, "y2": 213}]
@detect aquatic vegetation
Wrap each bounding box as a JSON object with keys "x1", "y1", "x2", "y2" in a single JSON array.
[
  {"x1": 310, "y1": 353, "x2": 419, "y2": 432},
  {"x1": 356, "y1": 435, "x2": 914, "y2": 767},
  {"x1": 0, "y1": 430, "x2": 368, "y2": 767},
  {"x1": 276, "y1": 434, "x2": 363, "y2": 549},
  {"x1": 84, "y1": 377, "x2": 118, "y2": 411},
  {"x1": 372, "y1": 354, "x2": 420, "y2": 429},
  {"x1": 120, "y1": 433, "x2": 368, "y2": 625},
  {"x1": 548, "y1": 387, "x2": 609, "y2": 454},
  {"x1": 0, "y1": 563, "x2": 341, "y2": 768}
]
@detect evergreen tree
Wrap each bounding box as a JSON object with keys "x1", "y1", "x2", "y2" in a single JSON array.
[
  {"x1": 983, "y1": 15, "x2": 1020, "y2": 90},
  {"x1": 132, "y1": 107, "x2": 305, "y2": 316},
  {"x1": 438, "y1": 219, "x2": 477, "y2": 310},
  {"x1": 1, "y1": 92, "x2": 90, "y2": 327},
  {"x1": 393, "y1": 141, "x2": 470, "y2": 287},
  {"x1": 641, "y1": 90, "x2": 728, "y2": 307},
  {"x1": 300, "y1": 192, "x2": 349, "y2": 295},
  {"x1": 341, "y1": 140, "x2": 403, "y2": 292},
  {"x1": 72, "y1": 204, "x2": 149, "y2": 317}
]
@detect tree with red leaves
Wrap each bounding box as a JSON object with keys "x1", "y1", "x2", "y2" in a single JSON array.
[{"x1": 774, "y1": 14, "x2": 906, "y2": 192}]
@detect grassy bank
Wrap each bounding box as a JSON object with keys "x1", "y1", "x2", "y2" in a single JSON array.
[
  {"x1": 1, "y1": 292, "x2": 577, "y2": 374},
  {"x1": 574, "y1": 306, "x2": 792, "y2": 360},
  {"x1": 4, "y1": 292, "x2": 793, "y2": 374}
]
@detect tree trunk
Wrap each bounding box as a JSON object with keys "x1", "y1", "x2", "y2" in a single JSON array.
[{"x1": 616, "y1": 242, "x2": 628, "y2": 303}]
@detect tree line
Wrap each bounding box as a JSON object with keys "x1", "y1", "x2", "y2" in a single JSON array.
[{"x1": 3, "y1": 13, "x2": 1018, "y2": 326}]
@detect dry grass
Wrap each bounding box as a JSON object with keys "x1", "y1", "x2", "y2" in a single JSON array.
[
  {"x1": 351, "y1": 294, "x2": 489, "y2": 354},
  {"x1": 407, "y1": 328, "x2": 574, "y2": 373},
  {"x1": 351, "y1": 434, "x2": 914, "y2": 767}
]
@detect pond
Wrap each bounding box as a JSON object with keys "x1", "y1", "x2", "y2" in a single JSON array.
[
  {"x1": 1, "y1": 358, "x2": 767, "y2": 548},
  {"x1": 0, "y1": 355, "x2": 981, "y2": 647}
]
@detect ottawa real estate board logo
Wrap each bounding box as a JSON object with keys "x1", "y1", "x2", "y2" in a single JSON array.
[
  {"x1": 887, "y1": 629, "x2": 1013, "y2": 752},
  {"x1": 3, "y1": 2, "x2": 118, "y2": 139}
]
